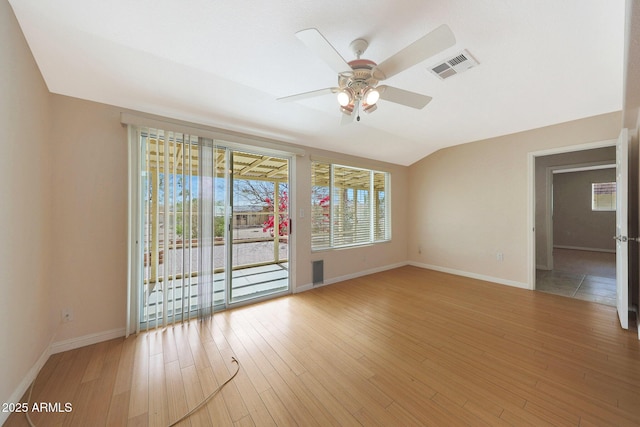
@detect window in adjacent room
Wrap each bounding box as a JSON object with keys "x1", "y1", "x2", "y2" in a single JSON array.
[
  {"x1": 311, "y1": 161, "x2": 391, "y2": 250},
  {"x1": 592, "y1": 182, "x2": 616, "y2": 211}
]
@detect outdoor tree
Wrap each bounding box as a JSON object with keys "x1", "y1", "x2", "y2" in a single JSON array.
[
  {"x1": 235, "y1": 180, "x2": 287, "y2": 206},
  {"x1": 263, "y1": 191, "x2": 289, "y2": 237},
  {"x1": 234, "y1": 179, "x2": 289, "y2": 236}
]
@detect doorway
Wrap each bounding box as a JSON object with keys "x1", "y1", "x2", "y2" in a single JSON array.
[
  {"x1": 214, "y1": 148, "x2": 291, "y2": 309},
  {"x1": 535, "y1": 164, "x2": 617, "y2": 306},
  {"x1": 528, "y1": 132, "x2": 639, "y2": 332},
  {"x1": 528, "y1": 142, "x2": 620, "y2": 303}
]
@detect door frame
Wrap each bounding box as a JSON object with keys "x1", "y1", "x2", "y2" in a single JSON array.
[
  {"x1": 616, "y1": 128, "x2": 630, "y2": 329},
  {"x1": 218, "y1": 144, "x2": 295, "y2": 309},
  {"x1": 527, "y1": 138, "x2": 617, "y2": 290},
  {"x1": 542, "y1": 162, "x2": 617, "y2": 271}
]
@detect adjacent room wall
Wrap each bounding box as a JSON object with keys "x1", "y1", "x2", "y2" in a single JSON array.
[
  {"x1": 535, "y1": 147, "x2": 616, "y2": 269},
  {"x1": 553, "y1": 168, "x2": 616, "y2": 252},
  {"x1": 407, "y1": 112, "x2": 622, "y2": 288},
  {"x1": 0, "y1": 0, "x2": 54, "y2": 416}
]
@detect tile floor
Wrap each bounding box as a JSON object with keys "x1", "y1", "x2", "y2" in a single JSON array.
[{"x1": 536, "y1": 248, "x2": 616, "y2": 306}]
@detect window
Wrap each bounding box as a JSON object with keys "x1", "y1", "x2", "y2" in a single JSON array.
[
  {"x1": 311, "y1": 161, "x2": 391, "y2": 250},
  {"x1": 592, "y1": 182, "x2": 616, "y2": 211}
]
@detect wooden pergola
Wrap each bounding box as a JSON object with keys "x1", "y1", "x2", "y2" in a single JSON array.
[{"x1": 143, "y1": 136, "x2": 289, "y2": 285}]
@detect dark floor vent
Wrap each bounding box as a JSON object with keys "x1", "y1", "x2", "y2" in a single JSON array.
[{"x1": 312, "y1": 260, "x2": 324, "y2": 285}]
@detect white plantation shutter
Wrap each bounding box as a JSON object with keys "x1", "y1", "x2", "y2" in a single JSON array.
[
  {"x1": 311, "y1": 161, "x2": 390, "y2": 250},
  {"x1": 592, "y1": 182, "x2": 616, "y2": 211},
  {"x1": 374, "y1": 171, "x2": 390, "y2": 241},
  {"x1": 311, "y1": 161, "x2": 331, "y2": 249},
  {"x1": 333, "y1": 165, "x2": 371, "y2": 246}
]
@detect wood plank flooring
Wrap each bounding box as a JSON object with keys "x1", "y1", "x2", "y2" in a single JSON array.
[{"x1": 5, "y1": 266, "x2": 640, "y2": 426}]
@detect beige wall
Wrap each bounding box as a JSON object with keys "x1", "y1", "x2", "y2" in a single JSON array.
[
  {"x1": 49, "y1": 96, "x2": 129, "y2": 343},
  {"x1": 408, "y1": 112, "x2": 622, "y2": 287},
  {"x1": 553, "y1": 169, "x2": 616, "y2": 251},
  {"x1": 0, "y1": 0, "x2": 53, "y2": 411}
]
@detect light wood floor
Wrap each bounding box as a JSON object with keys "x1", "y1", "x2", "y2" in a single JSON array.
[{"x1": 6, "y1": 266, "x2": 640, "y2": 426}]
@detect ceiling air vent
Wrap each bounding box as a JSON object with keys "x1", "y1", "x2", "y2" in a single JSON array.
[{"x1": 429, "y1": 49, "x2": 479, "y2": 80}]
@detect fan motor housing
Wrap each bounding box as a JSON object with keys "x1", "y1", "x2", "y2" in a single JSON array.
[{"x1": 339, "y1": 59, "x2": 379, "y2": 93}]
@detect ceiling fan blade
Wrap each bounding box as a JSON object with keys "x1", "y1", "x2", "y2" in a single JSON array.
[
  {"x1": 375, "y1": 24, "x2": 456, "y2": 80},
  {"x1": 377, "y1": 85, "x2": 432, "y2": 109},
  {"x1": 277, "y1": 87, "x2": 338, "y2": 102},
  {"x1": 296, "y1": 28, "x2": 352, "y2": 74}
]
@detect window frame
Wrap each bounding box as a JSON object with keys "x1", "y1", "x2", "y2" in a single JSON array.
[
  {"x1": 591, "y1": 181, "x2": 616, "y2": 212},
  {"x1": 311, "y1": 161, "x2": 391, "y2": 251}
]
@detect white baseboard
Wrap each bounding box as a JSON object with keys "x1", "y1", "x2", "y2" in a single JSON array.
[
  {"x1": 51, "y1": 328, "x2": 126, "y2": 354},
  {"x1": 408, "y1": 261, "x2": 531, "y2": 290},
  {"x1": 294, "y1": 261, "x2": 409, "y2": 294},
  {"x1": 553, "y1": 245, "x2": 615, "y2": 254},
  {"x1": 294, "y1": 283, "x2": 314, "y2": 293},
  {"x1": 2, "y1": 327, "x2": 126, "y2": 424},
  {"x1": 0, "y1": 343, "x2": 51, "y2": 425}
]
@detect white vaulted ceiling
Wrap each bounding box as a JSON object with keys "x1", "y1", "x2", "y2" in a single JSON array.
[{"x1": 8, "y1": 0, "x2": 625, "y2": 165}]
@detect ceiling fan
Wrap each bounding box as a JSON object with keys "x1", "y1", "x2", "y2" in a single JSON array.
[{"x1": 278, "y1": 25, "x2": 456, "y2": 123}]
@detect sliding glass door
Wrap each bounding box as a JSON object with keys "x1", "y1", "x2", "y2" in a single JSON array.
[
  {"x1": 134, "y1": 129, "x2": 291, "y2": 329},
  {"x1": 228, "y1": 150, "x2": 290, "y2": 303}
]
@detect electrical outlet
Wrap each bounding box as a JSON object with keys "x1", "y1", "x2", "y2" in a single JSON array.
[
  {"x1": 496, "y1": 252, "x2": 504, "y2": 262},
  {"x1": 62, "y1": 308, "x2": 74, "y2": 323}
]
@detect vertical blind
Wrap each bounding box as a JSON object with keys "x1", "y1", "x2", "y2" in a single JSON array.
[
  {"x1": 311, "y1": 161, "x2": 390, "y2": 250},
  {"x1": 138, "y1": 128, "x2": 215, "y2": 330},
  {"x1": 197, "y1": 138, "x2": 216, "y2": 319}
]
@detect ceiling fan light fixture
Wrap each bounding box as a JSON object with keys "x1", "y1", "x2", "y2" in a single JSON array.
[
  {"x1": 363, "y1": 86, "x2": 380, "y2": 105},
  {"x1": 362, "y1": 103, "x2": 377, "y2": 114},
  {"x1": 340, "y1": 104, "x2": 354, "y2": 115},
  {"x1": 337, "y1": 88, "x2": 354, "y2": 107}
]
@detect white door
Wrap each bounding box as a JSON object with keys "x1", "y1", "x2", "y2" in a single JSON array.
[{"x1": 615, "y1": 128, "x2": 629, "y2": 330}]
